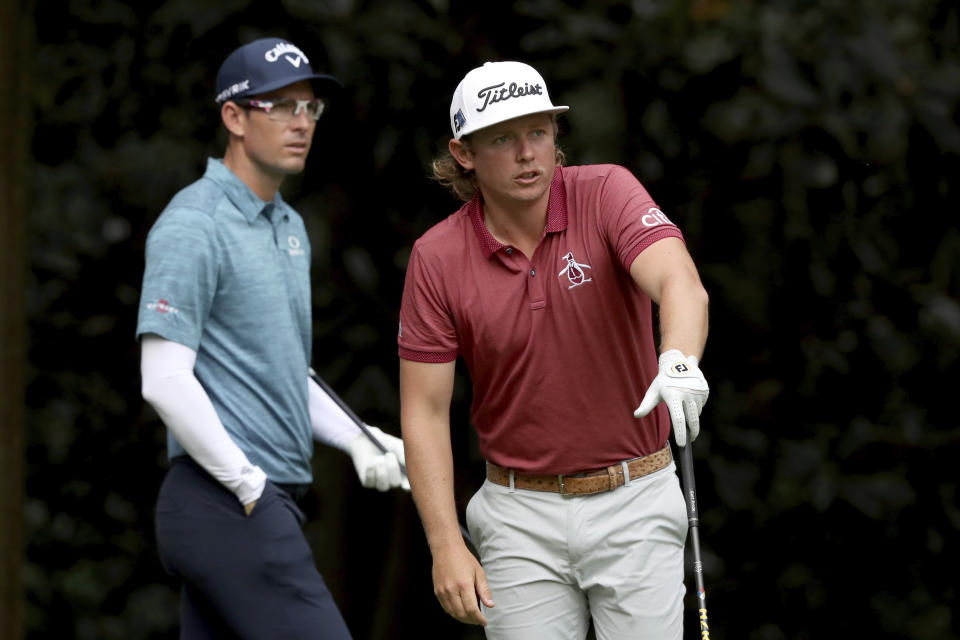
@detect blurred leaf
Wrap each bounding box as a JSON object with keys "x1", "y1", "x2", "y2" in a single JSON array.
[{"x1": 839, "y1": 472, "x2": 917, "y2": 520}]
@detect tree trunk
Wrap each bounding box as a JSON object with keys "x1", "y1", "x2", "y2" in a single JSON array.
[{"x1": 0, "y1": 1, "x2": 32, "y2": 638}]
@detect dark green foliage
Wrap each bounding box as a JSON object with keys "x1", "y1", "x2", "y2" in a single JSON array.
[{"x1": 25, "y1": 1, "x2": 958, "y2": 638}]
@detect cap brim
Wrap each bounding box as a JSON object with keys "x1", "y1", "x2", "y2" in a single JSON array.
[
  {"x1": 239, "y1": 73, "x2": 344, "y2": 100},
  {"x1": 458, "y1": 105, "x2": 569, "y2": 139}
]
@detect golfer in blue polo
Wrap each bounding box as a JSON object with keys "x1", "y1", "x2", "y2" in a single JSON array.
[{"x1": 136, "y1": 37, "x2": 407, "y2": 638}]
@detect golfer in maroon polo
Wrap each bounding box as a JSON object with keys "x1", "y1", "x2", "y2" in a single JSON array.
[{"x1": 397, "y1": 61, "x2": 711, "y2": 639}]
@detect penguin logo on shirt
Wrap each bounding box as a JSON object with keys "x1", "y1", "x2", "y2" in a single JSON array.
[{"x1": 558, "y1": 252, "x2": 592, "y2": 289}]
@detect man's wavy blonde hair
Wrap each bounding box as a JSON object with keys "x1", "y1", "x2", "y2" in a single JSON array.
[{"x1": 431, "y1": 117, "x2": 566, "y2": 202}]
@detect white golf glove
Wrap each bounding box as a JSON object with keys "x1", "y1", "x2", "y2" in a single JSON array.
[
  {"x1": 343, "y1": 426, "x2": 411, "y2": 492},
  {"x1": 634, "y1": 349, "x2": 709, "y2": 447}
]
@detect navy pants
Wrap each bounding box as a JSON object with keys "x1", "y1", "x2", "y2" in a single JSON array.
[{"x1": 155, "y1": 457, "x2": 352, "y2": 639}]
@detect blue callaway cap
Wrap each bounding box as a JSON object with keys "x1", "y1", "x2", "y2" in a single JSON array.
[{"x1": 215, "y1": 37, "x2": 342, "y2": 104}]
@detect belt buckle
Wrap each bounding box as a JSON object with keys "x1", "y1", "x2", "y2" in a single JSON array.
[{"x1": 558, "y1": 474, "x2": 568, "y2": 497}]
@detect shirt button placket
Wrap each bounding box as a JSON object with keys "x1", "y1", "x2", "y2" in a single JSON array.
[{"x1": 528, "y1": 265, "x2": 545, "y2": 309}]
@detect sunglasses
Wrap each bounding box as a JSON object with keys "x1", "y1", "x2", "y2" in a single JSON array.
[{"x1": 235, "y1": 98, "x2": 326, "y2": 121}]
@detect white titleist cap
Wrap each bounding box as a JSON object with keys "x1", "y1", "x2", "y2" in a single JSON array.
[{"x1": 449, "y1": 61, "x2": 569, "y2": 139}]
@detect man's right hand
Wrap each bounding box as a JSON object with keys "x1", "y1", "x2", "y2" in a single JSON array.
[{"x1": 432, "y1": 543, "x2": 494, "y2": 626}]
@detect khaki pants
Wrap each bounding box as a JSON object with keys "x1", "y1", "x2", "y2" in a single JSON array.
[{"x1": 466, "y1": 461, "x2": 687, "y2": 640}]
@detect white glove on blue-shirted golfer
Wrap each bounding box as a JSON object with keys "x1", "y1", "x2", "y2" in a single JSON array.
[
  {"x1": 343, "y1": 426, "x2": 411, "y2": 492},
  {"x1": 634, "y1": 349, "x2": 709, "y2": 447}
]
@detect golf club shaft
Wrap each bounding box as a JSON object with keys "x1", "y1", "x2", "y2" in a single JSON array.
[
  {"x1": 308, "y1": 370, "x2": 478, "y2": 552},
  {"x1": 678, "y1": 440, "x2": 710, "y2": 639}
]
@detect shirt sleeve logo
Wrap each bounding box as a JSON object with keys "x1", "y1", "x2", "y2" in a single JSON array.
[
  {"x1": 641, "y1": 208, "x2": 674, "y2": 227},
  {"x1": 558, "y1": 251, "x2": 592, "y2": 289},
  {"x1": 146, "y1": 298, "x2": 180, "y2": 315}
]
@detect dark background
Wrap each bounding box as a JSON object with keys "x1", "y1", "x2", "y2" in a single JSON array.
[{"x1": 6, "y1": 0, "x2": 959, "y2": 638}]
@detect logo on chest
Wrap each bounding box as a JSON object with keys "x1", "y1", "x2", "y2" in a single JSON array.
[
  {"x1": 558, "y1": 251, "x2": 592, "y2": 289},
  {"x1": 287, "y1": 235, "x2": 305, "y2": 256}
]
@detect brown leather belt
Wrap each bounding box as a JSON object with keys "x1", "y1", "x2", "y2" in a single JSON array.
[{"x1": 485, "y1": 445, "x2": 672, "y2": 497}]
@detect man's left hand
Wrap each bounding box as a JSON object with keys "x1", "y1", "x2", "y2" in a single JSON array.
[
  {"x1": 634, "y1": 349, "x2": 709, "y2": 447},
  {"x1": 344, "y1": 426, "x2": 411, "y2": 491}
]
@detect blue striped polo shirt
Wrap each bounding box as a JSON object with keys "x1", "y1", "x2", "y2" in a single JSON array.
[{"x1": 137, "y1": 158, "x2": 314, "y2": 484}]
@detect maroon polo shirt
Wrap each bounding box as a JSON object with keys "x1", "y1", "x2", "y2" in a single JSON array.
[{"x1": 398, "y1": 164, "x2": 683, "y2": 474}]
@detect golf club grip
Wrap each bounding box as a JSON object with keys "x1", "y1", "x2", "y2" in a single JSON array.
[
  {"x1": 678, "y1": 441, "x2": 711, "y2": 639},
  {"x1": 679, "y1": 443, "x2": 699, "y2": 527},
  {"x1": 309, "y1": 370, "x2": 406, "y2": 475}
]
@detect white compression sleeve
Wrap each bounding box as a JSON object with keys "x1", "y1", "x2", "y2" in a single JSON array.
[
  {"x1": 308, "y1": 374, "x2": 364, "y2": 451},
  {"x1": 140, "y1": 334, "x2": 266, "y2": 505}
]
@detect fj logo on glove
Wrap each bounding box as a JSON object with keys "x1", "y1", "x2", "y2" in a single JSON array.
[
  {"x1": 672, "y1": 362, "x2": 689, "y2": 374},
  {"x1": 558, "y1": 252, "x2": 592, "y2": 289}
]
